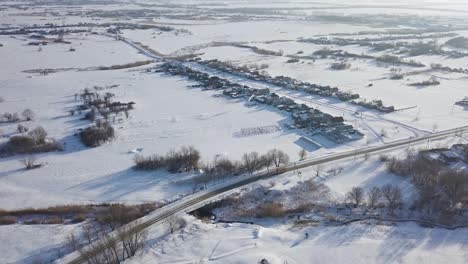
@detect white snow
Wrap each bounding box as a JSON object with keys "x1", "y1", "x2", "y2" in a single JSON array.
[
  {"x1": 126, "y1": 216, "x2": 468, "y2": 264},
  {"x1": 0, "y1": 224, "x2": 80, "y2": 264}
]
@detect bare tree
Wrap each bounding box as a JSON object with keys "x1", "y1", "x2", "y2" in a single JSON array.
[
  {"x1": 259, "y1": 153, "x2": 274, "y2": 170},
  {"x1": 367, "y1": 187, "x2": 382, "y2": 209},
  {"x1": 381, "y1": 184, "x2": 402, "y2": 214},
  {"x1": 165, "y1": 215, "x2": 186, "y2": 234},
  {"x1": 81, "y1": 221, "x2": 104, "y2": 245},
  {"x1": 267, "y1": 149, "x2": 290, "y2": 168},
  {"x1": 80, "y1": 238, "x2": 119, "y2": 264},
  {"x1": 346, "y1": 187, "x2": 365, "y2": 208},
  {"x1": 103, "y1": 235, "x2": 120, "y2": 263},
  {"x1": 439, "y1": 171, "x2": 468, "y2": 209},
  {"x1": 215, "y1": 158, "x2": 239, "y2": 176},
  {"x1": 298, "y1": 149, "x2": 307, "y2": 161},
  {"x1": 118, "y1": 222, "x2": 148, "y2": 258},
  {"x1": 28, "y1": 126, "x2": 47, "y2": 145},
  {"x1": 364, "y1": 153, "x2": 370, "y2": 161},
  {"x1": 315, "y1": 164, "x2": 323, "y2": 177},
  {"x1": 242, "y1": 151, "x2": 261, "y2": 173},
  {"x1": 17, "y1": 124, "x2": 28, "y2": 133},
  {"x1": 22, "y1": 109, "x2": 35, "y2": 121},
  {"x1": 66, "y1": 232, "x2": 80, "y2": 251},
  {"x1": 20, "y1": 155, "x2": 39, "y2": 169}
]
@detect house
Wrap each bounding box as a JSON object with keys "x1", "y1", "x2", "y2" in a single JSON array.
[
  {"x1": 279, "y1": 97, "x2": 295, "y2": 106},
  {"x1": 254, "y1": 88, "x2": 270, "y2": 96},
  {"x1": 286, "y1": 103, "x2": 300, "y2": 112},
  {"x1": 223, "y1": 88, "x2": 234, "y2": 96},
  {"x1": 277, "y1": 105, "x2": 288, "y2": 111},
  {"x1": 455, "y1": 97, "x2": 468, "y2": 106},
  {"x1": 438, "y1": 151, "x2": 461, "y2": 164},
  {"x1": 298, "y1": 103, "x2": 310, "y2": 111},
  {"x1": 330, "y1": 116, "x2": 345, "y2": 124},
  {"x1": 254, "y1": 96, "x2": 267, "y2": 104},
  {"x1": 269, "y1": 93, "x2": 281, "y2": 106}
]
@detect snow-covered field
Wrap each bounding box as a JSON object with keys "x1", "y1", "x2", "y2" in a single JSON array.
[
  {"x1": 0, "y1": 224, "x2": 80, "y2": 264},
  {"x1": 0, "y1": 51, "x2": 306, "y2": 209},
  {"x1": 1, "y1": 0, "x2": 468, "y2": 263}
]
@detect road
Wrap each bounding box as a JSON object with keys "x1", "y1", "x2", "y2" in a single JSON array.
[{"x1": 62, "y1": 124, "x2": 468, "y2": 264}]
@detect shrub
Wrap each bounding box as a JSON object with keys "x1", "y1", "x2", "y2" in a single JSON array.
[
  {"x1": 409, "y1": 77, "x2": 440, "y2": 87},
  {"x1": 330, "y1": 61, "x2": 351, "y2": 70},
  {"x1": 24, "y1": 219, "x2": 42, "y2": 225},
  {"x1": 389, "y1": 73, "x2": 404, "y2": 80},
  {"x1": 80, "y1": 122, "x2": 115, "y2": 147},
  {"x1": 1, "y1": 112, "x2": 20, "y2": 122},
  {"x1": 215, "y1": 158, "x2": 243, "y2": 175},
  {"x1": 17, "y1": 124, "x2": 28, "y2": 133},
  {"x1": 9, "y1": 135, "x2": 36, "y2": 149},
  {"x1": 83, "y1": 109, "x2": 96, "y2": 121},
  {"x1": 32, "y1": 141, "x2": 63, "y2": 153},
  {"x1": 134, "y1": 146, "x2": 201, "y2": 173},
  {"x1": 22, "y1": 109, "x2": 35, "y2": 121},
  {"x1": 97, "y1": 60, "x2": 152, "y2": 70},
  {"x1": 377, "y1": 55, "x2": 401, "y2": 64},
  {"x1": 71, "y1": 214, "x2": 87, "y2": 223},
  {"x1": 97, "y1": 204, "x2": 142, "y2": 230},
  {"x1": 20, "y1": 155, "x2": 40, "y2": 170},
  {"x1": 165, "y1": 146, "x2": 200, "y2": 173},
  {"x1": 254, "y1": 202, "x2": 285, "y2": 218},
  {"x1": 0, "y1": 216, "x2": 17, "y2": 225},
  {"x1": 377, "y1": 55, "x2": 424, "y2": 67},
  {"x1": 134, "y1": 154, "x2": 165, "y2": 170},
  {"x1": 43, "y1": 216, "x2": 63, "y2": 224},
  {"x1": 28, "y1": 126, "x2": 47, "y2": 145},
  {"x1": 4, "y1": 133, "x2": 61, "y2": 155},
  {"x1": 379, "y1": 155, "x2": 389, "y2": 162},
  {"x1": 286, "y1": 58, "x2": 300, "y2": 63}
]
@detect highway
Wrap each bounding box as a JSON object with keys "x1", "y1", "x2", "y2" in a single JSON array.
[{"x1": 62, "y1": 125, "x2": 468, "y2": 264}]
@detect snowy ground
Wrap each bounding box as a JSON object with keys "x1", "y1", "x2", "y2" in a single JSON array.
[
  {"x1": 0, "y1": 34, "x2": 308, "y2": 210},
  {"x1": 1, "y1": 0, "x2": 468, "y2": 263},
  {"x1": 0, "y1": 224, "x2": 80, "y2": 264}
]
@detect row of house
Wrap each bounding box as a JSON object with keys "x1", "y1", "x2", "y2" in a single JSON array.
[
  {"x1": 160, "y1": 62, "x2": 363, "y2": 144},
  {"x1": 455, "y1": 97, "x2": 468, "y2": 107},
  {"x1": 198, "y1": 59, "x2": 395, "y2": 113}
]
